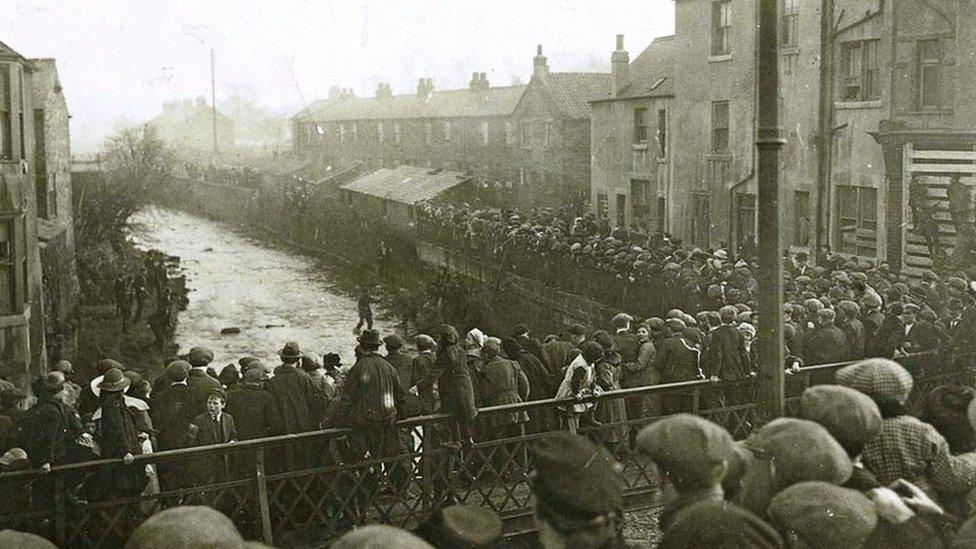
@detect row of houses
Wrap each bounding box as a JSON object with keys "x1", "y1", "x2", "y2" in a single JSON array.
[
  {"x1": 0, "y1": 40, "x2": 78, "y2": 386},
  {"x1": 292, "y1": 0, "x2": 975, "y2": 272}
]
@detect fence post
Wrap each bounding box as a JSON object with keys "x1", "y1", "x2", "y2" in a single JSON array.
[
  {"x1": 54, "y1": 473, "x2": 66, "y2": 546},
  {"x1": 254, "y1": 447, "x2": 274, "y2": 546}
]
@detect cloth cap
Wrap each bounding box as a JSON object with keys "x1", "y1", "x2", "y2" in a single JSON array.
[
  {"x1": 567, "y1": 323, "x2": 587, "y2": 337},
  {"x1": 611, "y1": 312, "x2": 633, "y2": 329},
  {"x1": 238, "y1": 356, "x2": 262, "y2": 369},
  {"x1": 300, "y1": 353, "x2": 322, "y2": 371},
  {"x1": 816, "y1": 308, "x2": 836, "y2": 322},
  {"x1": 667, "y1": 309, "x2": 685, "y2": 319},
  {"x1": 861, "y1": 292, "x2": 882, "y2": 309},
  {"x1": 463, "y1": 328, "x2": 487, "y2": 349},
  {"x1": 511, "y1": 323, "x2": 530, "y2": 336},
  {"x1": 421, "y1": 504, "x2": 503, "y2": 548},
  {"x1": 745, "y1": 418, "x2": 852, "y2": 490},
  {"x1": 124, "y1": 506, "x2": 244, "y2": 549},
  {"x1": 579, "y1": 341, "x2": 604, "y2": 364},
  {"x1": 322, "y1": 353, "x2": 342, "y2": 368},
  {"x1": 803, "y1": 299, "x2": 824, "y2": 313},
  {"x1": 0, "y1": 447, "x2": 28, "y2": 467},
  {"x1": 801, "y1": 385, "x2": 881, "y2": 457},
  {"x1": 384, "y1": 334, "x2": 405, "y2": 349},
  {"x1": 0, "y1": 530, "x2": 57, "y2": 549},
  {"x1": 665, "y1": 318, "x2": 686, "y2": 332},
  {"x1": 647, "y1": 317, "x2": 665, "y2": 331},
  {"x1": 636, "y1": 414, "x2": 735, "y2": 490},
  {"x1": 768, "y1": 482, "x2": 877, "y2": 549},
  {"x1": 838, "y1": 300, "x2": 861, "y2": 316},
  {"x1": 415, "y1": 334, "x2": 437, "y2": 351},
  {"x1": 530, "y1": 431, "x2": 623, "y2": 518},
  {"x1": 737, "y1": 322, "x2": 757, "y2": 338},
  {"x1": 164, "y1": 360, "x2": 192, "y2": 382},
  {"x1": 836, "y1": 358, "x2": 914, "y2": 404},
  {"x1": 661, "y1": 501, "x2": 783, "y2": 549},
  {"x1": 186, "y1": 347, "x2": 215, "y2": 367},
  {"x1": 96, "y1": 358, "x2": 124, "y2": 375},
  {"x1": 719, "y1": 306, "x2": 739, "y2": 322},
  {"x1": 242, "y1": 367, "x2": 267, "y2": 383},
  {"x1": 332, "y1": 525, "x2": 433, "y2": 549}
]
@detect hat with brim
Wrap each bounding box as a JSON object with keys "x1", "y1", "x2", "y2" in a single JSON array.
[
  {"x1": 278, "y1": 341, "x2": 303, "y2": 359},
  {"x1": 98, "y1": 368, "x2": 130, "y2": 393},
  {"x1": 357, "y1": 330, "x2": 382, "y2": 347}
]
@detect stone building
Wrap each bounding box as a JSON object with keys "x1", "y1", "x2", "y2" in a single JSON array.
[
  {"x1": 0, "y1": 40, "x2": 54, "y2": 385},
  {"x1": 30, "y1": 58, "x2": 79, "y2": 362},
  {"x1": 148, "y1": 96, "x2": 235, "y2": 153},
  {"x1": 292, "y1": 46, "x2": 610, "y2": 209},
  {"x1": 590, "y1": 35, "x2": 674, "y2": 232}
]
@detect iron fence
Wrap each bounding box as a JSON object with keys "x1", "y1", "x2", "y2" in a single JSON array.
[{"x1": 0, "y1": 352, "x2": 969, "y2": 547}]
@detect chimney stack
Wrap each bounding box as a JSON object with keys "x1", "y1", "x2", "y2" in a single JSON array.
[
  {"x1": 533, "y1": 45, "x2": 549, "y2": 79},
  {"x1": 611, "y1": 34, "x2": 630, "y2": 97},
  {"x1": 469, "y1": 72, "x2": 490, "y2": 92},
  {"x1": 376, "y1": 82, "x2": 392, "y2": 100},
  {"x1": 417, "y1": 77, "x2": 434, "y2": 98}
]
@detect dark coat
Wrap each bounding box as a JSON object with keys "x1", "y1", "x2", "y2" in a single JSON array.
[
  {"x1": 150, "y1": 383, "x2": 195, "y2": 451},
  {"x1": 187, "y1": 411, "x2": 237, "y2": 485},
  {"x1": 466, "y1": 352, "x2": 490, "y2": 407},
  {"x1": 341, "y1": 353, "x2": 403, "y2": 427},
  {"x1": 703, "y1": 324, "x2": 752, "y2": 380},
  {"x1": 802, "y1": 324, "x2": 850, "y2": 365},
  {"x1": 435, "y1": 343, "x2": 478, "y2": 420},
  {"x1": 541, "y1": 340, "x2": 581, "y2": 373},
  {"x1": 594, "y1": 352, "x2": 627, "y2": 444},
  {"x1": 840, "y1": 318, "x2": 866, "y2": 359},
  {"x1": 903, "y1": 322, "x2": 943, "y2": 353},
  {"x1": 517, "y1": 350, "x2": 556, "y2": 400},
  {"x1": 218, "y1": 365, "x2": 241, "y2": 390},
  {"x1": 482, "y1": 356, "x2": 529, "y2": 427},
  {"x1": 263, "y1": 363, "x2": 327, "y2": 433},
  {"x1": 615, "y1": 331, "x2": 647, "y2": 389},
  {"x1": 386, "y1": 350, "x2": 417, "y2": 392},
  {"x1": 870, "y1": 315, "x2": 904, "y2": 358},
  {"x1": 187, "y1": 368, "x2": 223, "y2": 418},
  {"x1": 225, "y1": 383, "x2": 282, "y2": 441},
  {"x1": 862, "y1": 311, "x2": 886, "y2": 356},
  {"x1": 516, "y1": 334, "x2": 548, "y2": 369},
  {"x1": 21, "y1": 394, "x2": 83, "y2": 465},
  {"x1": 412, "y1": 351, "x2": 436, "y2": 411},
  {"x1": 655, "y1": 336, "x2": 703, "y2": 384}
]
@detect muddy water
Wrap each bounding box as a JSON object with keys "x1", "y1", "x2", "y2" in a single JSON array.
[{"x1": 129, "y1": 207, "x2": 395, "y2": 369}]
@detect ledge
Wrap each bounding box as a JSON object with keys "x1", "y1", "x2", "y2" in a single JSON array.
[
  {"x1": 708, "y1": 53, "x2": 733, "y2": 63},
  {"x1": 707, "y1": 153, "x2": 733, "y2": 162},
  {"x1": 780, "y1": 45, "x2": 800, "y2": 56},
  {"x1": 631, "y1": 143, "x2": 649, "y2": 151},
  {"x1": 835, "y1": 100, "x2": 884, "y2": 110}
]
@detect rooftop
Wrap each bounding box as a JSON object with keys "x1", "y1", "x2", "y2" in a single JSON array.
[
  {"x1": 592, "y1": 35, "x2": 674, "y2": 103},
  {"x1": 341, "y1": 165, "x2": 470, "y2": 205},
  {"x1": 540, "y1": 72, "x2": 614, "y2": 118}
]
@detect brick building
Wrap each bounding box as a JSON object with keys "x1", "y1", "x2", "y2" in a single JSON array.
[
  {"x1": 0, "y1": 40, "x2": 58, "y2": 385},
  {"x1": 590, "y1": 35, "x2": 674, "y2": 232},
  {"x1": 292, "y1": 46, "x2": 610, "y2": 209},
  {"x1": 148, "y1": 96, "x2": 235, "y2": 153},
  {"x1": 31, "y1": 58, "x2": 79, "y2": 362}
]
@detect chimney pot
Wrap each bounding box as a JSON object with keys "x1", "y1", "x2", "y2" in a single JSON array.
[
  {"x1": 536, "y1": 44, "x2": 542, "y2": 55},
  {"x1": 616, "y1": 34, "x2": 625, "y2": 51}
]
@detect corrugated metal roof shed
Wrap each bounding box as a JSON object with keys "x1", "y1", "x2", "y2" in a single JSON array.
[{"x1": 341, "y1": 165, "x2": 470, "y2": 205}]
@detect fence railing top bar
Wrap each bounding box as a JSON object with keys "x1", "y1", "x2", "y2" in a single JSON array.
[{"x1": 0, "y1": 351, "x2": 949, "y2": 481}]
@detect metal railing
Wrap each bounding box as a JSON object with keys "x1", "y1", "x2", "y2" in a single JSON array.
[{"x1": 0, "y1": 351, "x2": 968, "y2": 547}]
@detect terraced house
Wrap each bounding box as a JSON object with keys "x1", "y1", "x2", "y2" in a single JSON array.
[{"x1": 292, "y1": 45, "x2": 611, "y2": 209}]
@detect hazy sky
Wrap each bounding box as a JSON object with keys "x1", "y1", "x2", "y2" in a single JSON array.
[{"x1": 2, "y1": 0, "x2": 675, "y2": 153}]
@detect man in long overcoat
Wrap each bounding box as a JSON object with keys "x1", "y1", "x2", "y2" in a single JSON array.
[
  {"x1": 702, "y1": 306, "x2": 753, "y2": 381},
  {"x1": 434, "y1": 325, "x2": 478, "y2": 445},
  {"x1": 186, "y1": 346, "x2": 221, "y2": 418},
  {"x1": 482, "y1": 338, "x2": 529, "y2": 475},
  {"x1": 384, "y1": 334, "x2": 416, "y2": 391},
  {"x1": 654, "y1": 319, "x2": 703, "y2": 415},
  {"x1": 802, "y1": 308, "x2": 850, "y2": 367},
  {"x1": 150, "y1": 360, "x2": 196, "y2": 490},
  {"x1": 541, "y1": 324, "x2": 585, "y2": 374},
  {"x1": 264, "y1": 341, "x2": 328, "y2": 469}
]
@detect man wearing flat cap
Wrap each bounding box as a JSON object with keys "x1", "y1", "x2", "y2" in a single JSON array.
[
  {"x1": 383, "y1": 334, "x2": 416, "y2": 392},
  {"x1": 661, "y1": 499, "x2": 783, "y2": 549},
  {"x1": 654, "y1": 319, "x2": 703, "y2": 414},
  {"x1": 529, "y1": 431, "x2": 631, "y2": 548},
  {"x1": 801, "y1": 308, "x2": 850, "y2": 367},
  {"x1": 511, "y1": 323, "x2": 548, "y2": 370},
  {"x1": 837, "y1": 358, "x2": 976, "y2": 509},
  {"x1": 149, "y1": 360, "x2": 195, "y2": 491},
  {"x1": 542, "y1": 323, "x2": 585, "y2": 374},
  {"x1": 184, "y1": 346, "x2": 221, "y2": 418},
  {"x1": 703, "y1": 305, "x2": 753, "y2": 383},
  {"x1": 768, "y1": 482, "x2": 877, "y2": 549},
  {"x1": 413, "y1": 504, "x2": 503, "y2": 549}
]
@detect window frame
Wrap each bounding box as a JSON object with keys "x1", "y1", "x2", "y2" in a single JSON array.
[
  {"x1": 834, "y1": 185, "x2": 878, "y2": 256},
  {"x1": 0, "y1": 64, "x2": 11, "y2": 160},
  {"x1": 633, "y1": 107, "x2": 648, "y2": 144},
  {"x1": 711, "y1": 100, "x2": 730, "y2": 154},
  {"x1": 781, "y1": 0, "x2": 798, "y2": 47},
  {"x1": 711, "y1": 0, "x2": 733, "y2": 57},
  {"x1": 917, "y1": 39, "x2": 943, "y2": 110},
  {"x1": 841, "y1": 39, "x2": 881, "y2": 102},
  {"x1": 656, "y1": 108, "x2": 667, "y2": 158}
]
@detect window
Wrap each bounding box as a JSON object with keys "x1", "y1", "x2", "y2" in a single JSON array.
[
  {"x1": 711, "y1": 0, "x2": 732, "y2": 56},
  {"x1": 0, "y1": 218, "x2": 17, "y2": 314},
  {"x1": 711, "y1": 101, "x2": 730, "y2": 154},
  {"x1": 394, "y1": 122, "x2": 401, "y2": 144},
  {"x1": 443, "y1": 121, "x2": 451, "y2": 142},
  {"x1": 692, "y1": 193, "x2": 710, "y2": 246},
  {"x1": 633, "y1": 107, "x2": 648, "y2": 144},
  {"x1": 424, "y1": 121, "x2": 432, "y2": 144},
  {"x1": 918, "y1": 39, "x2": 943, "y2": 109},
  {"x1": 616, "y1": 194, "x2": 627, "y2": 228},
  {"x1": 793, "y1": 190, "x2": 810, "y2": 246},
  {"x1": 481, "y1": 120, "x2": 489, "y2": 145},
  {"x1": 835, "y1": 185, "x2": 878, "y2": 256},
  {"x1": 34, "y1": 109, "x2": 51, "y2": 220},
  {"x1": 0, "y1": 65, "x2": 11, "y2": 160},
  {"x1": 657, "y1": 197, "x2": 667, "y2": 233},
  {"x1": 596, "y1": 193, "x2": 609, "y2": 219},
  {"x1": 631, "y1": 180, "x2": 651, "y2": 224},
  {"x1": 505, "y1": 121, "x2": 515, "y2": 145},
  {"x1": 842, "y1": 40, "x2": 880, "y2": 101},
  {"x1": 736, "y1": 193, "x2": 757, "y2": 251},
  {"x1": 656, "y1": 109, "x2": 667, "y2": 157},
  {"x1": 781, "y1": 0, "x2": 798, "y2": 47}
]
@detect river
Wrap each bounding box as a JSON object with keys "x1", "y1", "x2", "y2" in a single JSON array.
[{"x1": 128, "y1": 207, "x2": 396, "y2": 368}]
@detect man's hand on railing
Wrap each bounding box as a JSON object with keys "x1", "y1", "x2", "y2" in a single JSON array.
[
  {"x1": 709, "y1": 375, "x2": 720, "y2": 383},
  {"x1": 122, "y1": 453, "x2": 135, "y2": 465},
  {"x1": 40, "y1": 463, "x2": 51, "y2": 474},
  {"x1": 591, "y1": 386, "x2": 604, "y2": 397}
]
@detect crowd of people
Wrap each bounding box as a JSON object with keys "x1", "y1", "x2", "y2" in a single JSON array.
[{"x1": 177, "y1": 162, "x2": 264, "y2": 189}]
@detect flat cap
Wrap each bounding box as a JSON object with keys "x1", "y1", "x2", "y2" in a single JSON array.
[
  {"x1": 511, "y1": 323, "x2": 530, "y2": 336},
  {"x1": 186, "y1": 346, "x2": 215, "y2": 367},
  {"x1": 611, "y1": 312, "x2": 634, "y2": 328},
  {"x1": 661, "y1": 501, "x2": 783, "y2": 549},
  {"x1": 803, "y1": 298, "x2": 824, "y2": 313},
  {"x1": 238, "y1": 356, "x2": 262, "y2": 370},
  {"x1": 332, "y1": 526, "x2": 433, "y2": 549},
  {"x1": 816, "y1": 308, "x2": 836, "y2": 322},
  {"x1": 0, "y1": 530, "x2": 57, "y2": 549},
  {"x1": 530, "y1": 431, "x2": 623, "y2": 518},
  {"x1": 665, "y1": 318, "x2": 687, "y2": 332},
  {"x1": 0, "y1": 387, "x2": 26, "y2": 406},
  {"x1": 801, "y1": 385, "x2": 881, "y2": 458},
  {"x1": 836, "y1": 358, "x2": 914, "y2": 404},
  {"x1": 637, "y1": 414, "x2": 735, "y2": 490},
  {"x1": 768, "y1": 482, "x2": 877, "y2": 549},
  {"x1": 384, "y1": 334, "x2": 405, "y2": 348},
  {"x1": 124, "y1": 506, "x2": 244, "y2": 548},
  {"x1": 415, "y1": 334, "x2": 437, "y2": 350},
  {"x1": 419, "y1": 504, "x2": 503, "y2": 548},
  {"x1": 567, "y1": 323, "x2": 587, "y2": 337},
  {"x1": 744, "y1": 418, "x2": 852, "y2": 490},
  {"x1": 647, "y1": 317, "x2": 666, "y2": 330},
  {"x1": 96, "y1": 358, "x2": 124, "y2": 374},
  {"x1": 164, "y1": 360, "x2": 192, "y2": 382},
  {"x1": 242, "y1": 367, "x2": 267, "y2": 383}
]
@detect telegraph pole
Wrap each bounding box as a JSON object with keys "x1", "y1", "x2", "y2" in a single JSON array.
[
  {"x1": 757, "y1": 0, "x2": 786, "y2": 418},
  {"x1": 815, "y1": 0, "x2": 835, "y2": 262},
  {"x1": 211, "y1": 48, "x2": 218, "y2": 155}
]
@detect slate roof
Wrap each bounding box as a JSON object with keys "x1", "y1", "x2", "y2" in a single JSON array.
[
  {"x1": 294, "y1": 84, "x2": 527, "y2": 123},
  {"x1": 0, "y1": 40, "x2": 27, "y2": 63},
  {"x1": 341, "y1": 165, "x2": 470, "y2": 205},
  {"x1": 592, "y1": 36, "x2": 674, "y2": 103},
  {"x1": 542, "y1": 72, "x2": 613, "y2": 118}
]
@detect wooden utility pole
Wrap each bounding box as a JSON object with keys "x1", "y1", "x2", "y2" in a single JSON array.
[
  {"x1": 815, "y1": 0, "x2": 835, "y2": 262},
  {"x1": 211, "y1": 48, "x2": 218, "y2": 155},
  {"x1": 757, "y1": 0, "x2": 786, "y2": 418}
]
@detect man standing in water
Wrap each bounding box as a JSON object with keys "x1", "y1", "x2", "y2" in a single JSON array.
[{"x1": 355, "y1": 285, "x2": 374, "y2": 334}]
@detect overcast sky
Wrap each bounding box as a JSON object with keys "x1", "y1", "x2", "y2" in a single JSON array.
[{"x1": 2, "y1": 0, "x2": 675, "y2": 153}]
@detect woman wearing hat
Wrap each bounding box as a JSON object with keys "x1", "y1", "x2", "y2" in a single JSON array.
[{"x1": 87, "y1": 368, "x2": 150, "y2": 501}]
